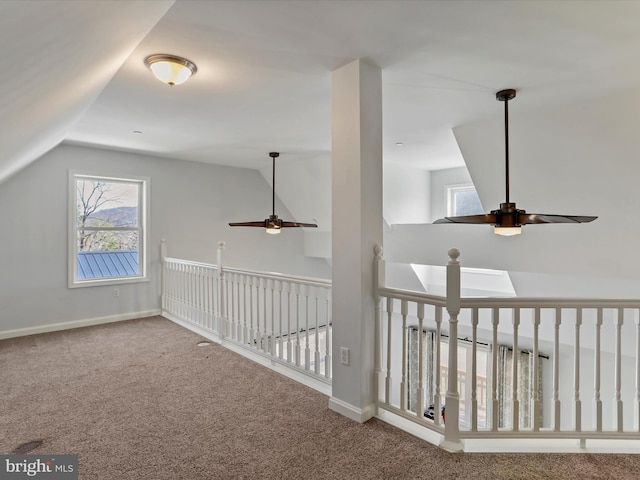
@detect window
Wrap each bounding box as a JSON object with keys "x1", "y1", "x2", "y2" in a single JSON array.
[
  {"x1": 408, "y1": 329, "x2": 489, "y2": 428},
  {"x1": 69, "y1": 171, "x2": 148, "y2": 287},
  {"x1": 446, "y1": 184, "x2": 483, "y2": 216},
  {"x1": 408, "y1": 329, "x2": 545, "y2": 430}
]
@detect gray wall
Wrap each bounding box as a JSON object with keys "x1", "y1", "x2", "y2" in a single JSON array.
[{"x1": 0, "y1": 144, "x2": 329, "y2": 333}]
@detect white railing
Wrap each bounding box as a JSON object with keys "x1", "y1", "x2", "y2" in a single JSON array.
[
  {"x1": 374, "y1": 246, "x2": 640, "y2": 450},
  {"x1": 161, "y1": 238, "x2": 640, "y2": 450},
  {"x1": 161, "y1": 240, "x2": 332, "y2": 384}
]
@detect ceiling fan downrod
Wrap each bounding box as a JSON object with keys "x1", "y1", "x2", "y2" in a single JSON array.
[
  {"x1": 496, "y1": 88, "x2": 516, "y2": 207},
  {"x1": 270, "y1": 151, "x2": 278, "y2": 217}
]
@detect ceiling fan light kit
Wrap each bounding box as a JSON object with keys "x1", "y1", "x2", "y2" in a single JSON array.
[
  {"x1": 229, "y1": 152, "x2": 318, "y2": 235},
  {"x1": 434, "y1": 88, "x2": 596, "y2": 235}
]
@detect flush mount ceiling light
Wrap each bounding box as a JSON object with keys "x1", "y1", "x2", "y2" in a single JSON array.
[
  {"x1": 434, "y1": 88, "x2": 597, "y2": 236},
  {"x1": 144, "y1": 54, "x2": 197, "y2": 86},
  {"x1": 229, "y1": 152, "x2": 318, "y2": 235}
]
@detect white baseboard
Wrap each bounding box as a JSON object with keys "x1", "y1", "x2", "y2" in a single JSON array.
[
  {"x1": 328, "y1": 396, "x2": 376, "y2": 423},
  {"x1": 0, "y1": 310, "x2": 161, "y2": 340}
]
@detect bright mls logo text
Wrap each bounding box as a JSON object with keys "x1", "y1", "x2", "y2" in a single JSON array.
[{"x1": 1, "y1": 455, "x2": 78, "y2": 479}]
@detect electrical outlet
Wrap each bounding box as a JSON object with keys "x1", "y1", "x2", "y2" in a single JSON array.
[
  {"x1": 113, "y1": 288, "x2": 120, "y2": 297},
  {"x1": 340, "y1": 347, "x2": 350, "y2": 366}
]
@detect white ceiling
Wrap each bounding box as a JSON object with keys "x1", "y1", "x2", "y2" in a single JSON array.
[{"x1": 4, "y1": 0, "x2": 640, "y2": 180}]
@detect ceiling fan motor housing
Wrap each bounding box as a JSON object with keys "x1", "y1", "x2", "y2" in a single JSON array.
[
  {"x1": 266, "y1": 214, "x2": 282, "y2": 229},
  {"x1": 492, "y1": 202, "x2": 523, "y2": 227}
]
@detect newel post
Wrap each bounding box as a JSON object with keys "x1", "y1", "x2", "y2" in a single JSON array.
[
  {"x1": 217, "y1": 241, "x2": 227, "y2": 341},
  {"x1": 441, "y1": 248, "x2": 464, "y2": 452},
  {"x1": 373, "y1": 245, "x2": 385, "y2": 408}
]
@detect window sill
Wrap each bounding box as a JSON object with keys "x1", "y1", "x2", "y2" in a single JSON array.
[{"x1": 68, "y1": 275, "x2": 149, "y2": 289}]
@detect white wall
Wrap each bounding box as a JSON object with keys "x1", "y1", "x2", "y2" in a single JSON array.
[
  {"x1": 0, "y1": 144, "x2": 329, "y2": 333},
  {"x1": 384, "y1": 163, "x2": 431, "y2": 225}
]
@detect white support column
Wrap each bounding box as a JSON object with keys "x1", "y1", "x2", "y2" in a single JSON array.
[
  {"x1": 329, "y1": 59, "x2": 383, "y2": 423},
  {"x1": 441, "y1": 248, "x2": 463, "y2": 452}
]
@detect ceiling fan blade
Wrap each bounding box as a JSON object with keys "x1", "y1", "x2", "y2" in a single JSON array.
[
  {"x1": 519, "y1": 213, "x2": 598, "y2": 225},
  {"x1": 280, "y1": 221, "x2": 318, "y2": 228},
  {"x1": 434, "y1": 214, "x2": 497, "y2": 225},
  {"x1": 228, "y1": 221, "x2": 266, "y2": 227}
]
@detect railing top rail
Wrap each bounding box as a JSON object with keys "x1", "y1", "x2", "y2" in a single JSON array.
[
  {"x1": 378, "y1": 285, "x2": 640, "y2": 310},
  {"x1": 378, "y1": 287, "x2": 447, "y2": 307},
  {"x1": 223, "y1": 266, "x2": 331, "y2": 288},
  {"x1": 162, "y1": 256, "x2": 220, "y2": 270},
  {"x1": 461, "y1": 296, "x2": 640, "y2": 309},
  {"x1": 162, "y1": 256, "x2": 331, "y2": 288}
]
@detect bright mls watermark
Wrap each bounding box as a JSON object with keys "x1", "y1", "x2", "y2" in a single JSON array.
[{"x1": 1, "y1": 455, "x2": 77, "y2": 479}]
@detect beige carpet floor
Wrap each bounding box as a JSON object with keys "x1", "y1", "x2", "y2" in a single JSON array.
[{"x1": 2, "y1": 316, "x2": 640, "y2": 479}]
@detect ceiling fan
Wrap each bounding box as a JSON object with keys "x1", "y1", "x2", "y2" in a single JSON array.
[
  {"x1": 434, "y1": 88, "x2": 597, "y2": 236},
  {"x1": 229, "y1": 152, "x2": 318, "y2": 235}
]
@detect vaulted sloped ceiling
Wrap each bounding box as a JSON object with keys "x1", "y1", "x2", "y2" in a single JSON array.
[
  {"x1": 0, "y1": 0, "x2": 173, "y2": 184},
  {"x1": 4, "y1": 1, "x2": 640, "y2": 295}
]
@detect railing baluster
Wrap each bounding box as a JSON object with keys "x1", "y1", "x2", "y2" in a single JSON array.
[
  {"x1": 295, "y1": 283, "x2": 301, "y2": 367},
  {"x1": 325, "y1": 289, "x2": 331, "y2": 379},
  {"x1": 385, "y1": 296, "x2": 393, "y2": 405},
  {"x1": 240, "y1": 275, "x2": 247, "y2": 344},
  {"x1": 491, "y1": 307, "x2": 499, "y2": 432},
  {"x1": 304, "y1": 285, "x2": 310, "y2": 370},
  {"x1": 255, "y1": 277, "x2": 262, "y2": 350},
  {"x1": 512, "y1": 308, "x2": 520, "y2": 432},
  {"x1": 400, "y1": 299, "x2": 408, "y2": 412},
  {"x1": 553, "y1": 308, "x2": 561, "y2": 432},
  {"x1": 314, "y1": 290, "x2": 320, "y2": 375},
  {"x1": 594, "y1": 307, "x2": 603, "y2": 432},
  {"x1": 263, "y1": 277, "x2": 268, "y2": 353},
  {"x1": 574, "y1": 308, "x2": 582, "y2": 432},
  {"x1": 201, "y1": 266, "x2": 206, "y2": 327},
  {"x1": 471, "y1": 307, "x2": 479, "y2": 432},
  {"x1": 533, "y1": 308, "x2": 541, "y2": 431},
  {"x1": 434, "y1": 306, "x2": 442, "y2": 426},
  {"x1": 417, "y1": 302, "x2": 425, "y2": 418},
  {"x1": 615, "y1": 308, "x2": 624, "y2": 432},
  {"x1": 248, "y1": 276, "x2": 255, "y2": 347},
  {"x1": 201, "y1": 266, "x2": 207, "y2": 328},
  {"x1": 235, "y1": 273, "x2": 240, "y2": 341},
  {"x1": 269, "y1": 278, "x2": 275, "y2": 355},
  {"x1": 278, "y1": 281, "x2": 284, "y2": 360},
  {"x1": 227, "y1": 272, "x2": 234, "y2": 337},
  {"x1": 285, "y1": 282, "x2": 292, "y2": 362},
  {"x1": 636, "y1": 309, "x2": 640, "y2": 432}
]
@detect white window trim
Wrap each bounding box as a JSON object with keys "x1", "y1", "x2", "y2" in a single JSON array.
[
  {"x1": 445, "y1": 183, "x2": 477, "y2": 217},
  {"x1": 68, "y1": 170, "x2": 150, "y2": 288}
]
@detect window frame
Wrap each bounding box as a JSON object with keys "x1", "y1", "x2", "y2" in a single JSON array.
[
  {"x1": 446, "y1": 183, "x2": 482, "y2": 217},
  {"x1": 68, "y1": 170, "x2": 150, "y2": 288}
]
